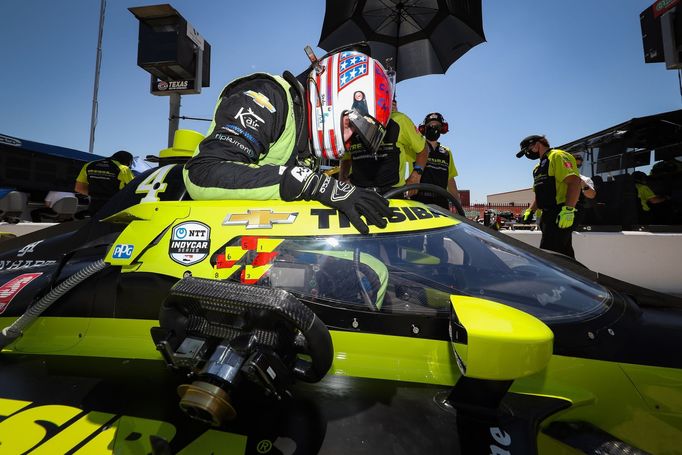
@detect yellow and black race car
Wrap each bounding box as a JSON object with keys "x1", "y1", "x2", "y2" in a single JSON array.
[{"x1": 0, "y1": 163, "x2": 680, "y2": 454}]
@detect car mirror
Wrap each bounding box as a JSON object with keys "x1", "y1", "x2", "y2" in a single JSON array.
[{"x1": 449, "y1": 295, "x2": 553, "y2": 381}]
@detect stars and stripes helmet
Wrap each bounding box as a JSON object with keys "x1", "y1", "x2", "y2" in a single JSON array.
[{"x1": 307, "y1": 51, "x2": 393, "y2": 159}]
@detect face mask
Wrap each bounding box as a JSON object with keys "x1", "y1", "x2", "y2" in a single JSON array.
[
  {"x1": 522, "y1": 142, "x2": 539, "y2": 160},
  {"x1": 425, "y1": 126, "x2": 441, "y2": 141}
]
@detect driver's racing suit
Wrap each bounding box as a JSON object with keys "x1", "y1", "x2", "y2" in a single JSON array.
[{"x1": 183, "y1": 72, "x2": 390, "y2": 234}]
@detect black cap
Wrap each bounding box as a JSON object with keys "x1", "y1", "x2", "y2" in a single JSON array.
[
  {"x1": 632, "y1": 171, "x2": 647, "y2": 183},
  {"x1": 111, "y1": 150, "x2": 133, "y2": 166},
  {"x1": 423, "y1": 112, "x2": 445, "y2": 125},
  {"x1": 516, "y1": 135, "x2": 543, "y2": 158}
]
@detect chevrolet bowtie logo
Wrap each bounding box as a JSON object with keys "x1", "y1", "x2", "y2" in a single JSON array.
[
  {"x1": 244, "y1": 90, "x2": 276, "y2": 113},
  {"x1": 223, "y1": 210, "x2": 298, "y2": 229}
]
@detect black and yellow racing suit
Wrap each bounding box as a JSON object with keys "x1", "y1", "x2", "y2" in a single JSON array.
[{"x1": 183, "y1": 72, "x2": 307, "y2": 200}]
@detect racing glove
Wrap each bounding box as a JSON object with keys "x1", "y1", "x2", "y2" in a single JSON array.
[
  {"x1": 521, "y1": 208, "x2": 535, "y2": 224},
  {"x1": 280, "y1": 166, "x2": 391, "y2": 234},
  {"x1": 556, "y1": 206, "x2": 576, "y2": 229}
]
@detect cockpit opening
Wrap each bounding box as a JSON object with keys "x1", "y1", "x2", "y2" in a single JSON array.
[{"x1": 211, "y1": 223, "x2": 612, "y2": 324}]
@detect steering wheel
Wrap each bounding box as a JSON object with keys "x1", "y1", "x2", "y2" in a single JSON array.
[
  {"x1": 382, "y1": 183, "x2": 465, "y2": 216},
  {"x1": 162, "y1": 277, "x2": 333, "y2": 383}
]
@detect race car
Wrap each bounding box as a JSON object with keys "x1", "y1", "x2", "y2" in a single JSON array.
[{"x1": 0, "y1": 162, "x2": 680, "y2": 454}]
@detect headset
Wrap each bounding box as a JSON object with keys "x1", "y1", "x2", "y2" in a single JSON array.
[{"x1": 418, "y1": 112, "x2": 449, "y2": 135}]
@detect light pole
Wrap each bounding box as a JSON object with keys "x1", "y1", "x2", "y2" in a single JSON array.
[{"x1": 88, "y1": 0, "x2": 106, "y2": 154}]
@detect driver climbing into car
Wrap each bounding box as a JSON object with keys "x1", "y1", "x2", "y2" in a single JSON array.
[{"x1": 183, "y1": 47, "x2": 394, "y2": 234}]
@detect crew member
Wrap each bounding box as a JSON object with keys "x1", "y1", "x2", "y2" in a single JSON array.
[
  {"x1": 412, "y1": 112, "x2": 460, "y2": 210},
  {"x1": 633, "y1": 171, "x2": 671, "y2": 224},
  {"x1": 74, "y1": 150, "x2": 134, "y2": 214},
  {"x1": 650, "y1": 157, "x2": 682, "y2": 177},
  {"x1": 338, "y1": 98, "x2": 428, "y2": 197},
  {"x1": 517, "y1": 135, "x2": 580, "y2": 257},
  {"x1": 183, "y1": 49, "x2": 393, "y2": 234}
]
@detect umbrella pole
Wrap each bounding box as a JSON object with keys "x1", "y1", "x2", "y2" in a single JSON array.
[{"x1": 394, "y1": 4, "x2": 402, "y2": 80}]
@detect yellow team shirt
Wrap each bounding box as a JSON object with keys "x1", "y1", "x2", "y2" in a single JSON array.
[
  {"x1": 635, "y1": 183, "x2": 656, "y2": 211},
  {"x1": 76, "y1": 160, "x2": 134, "y2": 189},
  {"x1": 440, "y1": 145, "x2": 458, "y2": 179},
  {"x1": 390, "y1": 110, "x2": 426, "y2": 186},
  {"x1": 533, "y1": 149, "x2": 579, "y2": 206}
]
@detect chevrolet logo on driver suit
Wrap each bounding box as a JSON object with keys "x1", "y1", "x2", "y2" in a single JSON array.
[
  {"x1": 244, "y1": 90, "x2": 276, "y2": 113},
  {"x1": 223, "y1": 210, "x2": 298, "y2": 229}
]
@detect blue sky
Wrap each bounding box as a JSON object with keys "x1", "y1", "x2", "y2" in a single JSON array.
[{"x1": 1, "y1": 0, "x2": 679, "y2": 202}]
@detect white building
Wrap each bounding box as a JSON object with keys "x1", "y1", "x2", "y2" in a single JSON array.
[{"x1": 487, "y1": 188, "x2": 534, "y2": 205}]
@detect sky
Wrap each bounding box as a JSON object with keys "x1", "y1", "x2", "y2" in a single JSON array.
[{"x1": 1, "y1": 0, "x2": 680, "y2": 203}]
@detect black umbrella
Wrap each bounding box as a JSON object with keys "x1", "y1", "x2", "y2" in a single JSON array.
[{"x1": 318, "y1": 0, "x2": 485, "y2": 83}]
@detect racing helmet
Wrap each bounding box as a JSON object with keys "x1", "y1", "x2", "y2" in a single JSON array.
[
  {"x1": 307, "y1": 51, "x2": 393, "y2": 159},
  {"x1": 418, "y1": 112, "x2": 449, "y2": 135}
]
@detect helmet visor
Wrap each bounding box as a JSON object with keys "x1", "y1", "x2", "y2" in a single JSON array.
[{"x1": 347, "y1": 109, "x2": 386, "y2": 153}]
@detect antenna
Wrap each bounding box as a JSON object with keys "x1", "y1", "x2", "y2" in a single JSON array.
[{"x1": 304, "y1": 45, "x2": 324, "y2": 74}]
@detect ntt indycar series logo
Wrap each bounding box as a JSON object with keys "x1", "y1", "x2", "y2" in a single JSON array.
[{"x1": 169, "y1": 221, "x2": 210, "y2": 265}]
